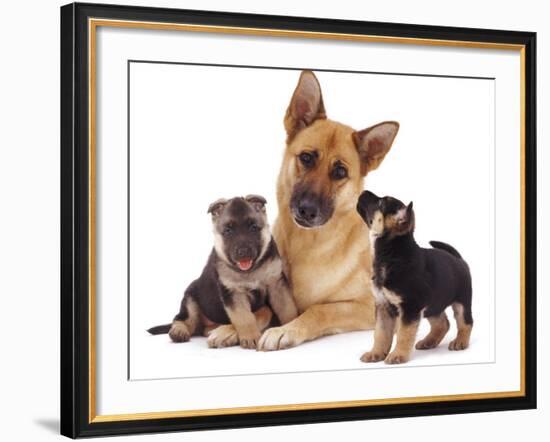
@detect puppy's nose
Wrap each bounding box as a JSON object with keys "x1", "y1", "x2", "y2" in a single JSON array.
[
  {"x1": 298, "y1": 200, "x2": 319, "y2": 221},
  {"x1": 236, "y1": 246, "x2": 253, "y2": 259}
]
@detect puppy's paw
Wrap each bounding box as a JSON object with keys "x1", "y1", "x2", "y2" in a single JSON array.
[
  {"x1": 384, "y1": 351, "x2": 411, "y2": 365},
  {"x1": 257, "y1": 326, "x2": 303, "y2": 351},
  {"x1": 448, "y1": 338, "x2": 469, "y2": 351},
  {"x1": 360, "y1": 350, "x2": 387, "y2": 363},
  {"x1": 169, "y1": 321, "x2": 191, "y2": 343},
  {"x1": 239, "y1": 332, "x2": 261, "y2": 350},
  {"x1": 415, "y1": 338, "x2": 438, "y2": 350},
  {"x1": 207, "y1": 325, "x2": 239, "y2": 348}
]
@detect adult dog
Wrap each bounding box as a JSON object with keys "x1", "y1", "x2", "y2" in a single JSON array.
[{"x1": 257, "y1": 70, "x2": 400, "y2": 351}]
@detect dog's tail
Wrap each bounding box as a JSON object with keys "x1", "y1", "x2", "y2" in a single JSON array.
[
  {"x1": 147, "y1": 324, "x2": 172, "y2": 335},
  {"x1": 429, "y1": 241, "x2": 462, "y2": 259}
]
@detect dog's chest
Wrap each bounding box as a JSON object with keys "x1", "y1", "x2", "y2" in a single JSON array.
[
  {"x1": 372, "y1": 282, "x2": 402, "y2": 307},
  {"x1": 217, "y1": 258, "x2": 282, "y2": 293},
  {"x1": 372, "y1": 263, "x2": 403, "y2": 306}
]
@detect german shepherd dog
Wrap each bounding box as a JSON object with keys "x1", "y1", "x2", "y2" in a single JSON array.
[
  {"x1": 147, "y1": 196, "x2": 298, "y2": 349},
  {"x1": 356, "y1": 191, "x2": 473, "y2": 364},
  {"x1": 255, "y1": 70, "x2": 400, "y2": 351}
]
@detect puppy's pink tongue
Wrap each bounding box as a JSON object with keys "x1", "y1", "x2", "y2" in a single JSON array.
[{"x1": 237, "y1": 259, "x2": 253, "y2": 271}]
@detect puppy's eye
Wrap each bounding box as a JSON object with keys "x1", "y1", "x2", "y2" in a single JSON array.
[
  {"x1": 249, "y1": 223, "x2": 260, "y2": 232},
  {"x1": 298, "y1": 152, "x2": 315, "y2": 168},
  {"x1": 331, "y1": 164, "x2": 348, "y2": 180},
  {"x1": 222, "y1": 225, "x2": 233, "y2": 236}
]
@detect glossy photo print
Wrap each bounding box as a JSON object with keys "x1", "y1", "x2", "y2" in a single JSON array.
[{"x1": 131, "y1": 64, "x2": 495, "y2": 379}]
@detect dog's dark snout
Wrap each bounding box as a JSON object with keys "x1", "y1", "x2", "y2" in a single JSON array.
[
  {"x1": 236, "y1": 246, "x2": 253, "y2": 259},
  {"x1": 290, "y1": 187, "x2": 333, "y2": 228},
  {"x1": 298, "y1": 200, "x2": 319, "y2": 221}
]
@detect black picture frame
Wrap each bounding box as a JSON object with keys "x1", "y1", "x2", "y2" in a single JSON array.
[{"x1": 61, "y1": 2, "x2": 537, "y2": 438}]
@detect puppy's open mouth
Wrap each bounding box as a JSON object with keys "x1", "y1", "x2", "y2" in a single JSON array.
[{"x1": 236, "y1": 258, "x2": 254, "y2": 271}]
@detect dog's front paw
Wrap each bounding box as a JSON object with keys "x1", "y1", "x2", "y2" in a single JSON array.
[
  {"x1": 448, "y1": 338, "x2": 469, "y2": 351},
  {"x1": 257, "y1": 325, "x2": 304, "y2": 351},
  {"x1": 169, "y1": 321, "x2": 191, "y2": 343},
  {"x1": 360, "y1": 350, "x2": 387, "y2": 363},
  {"x1": 384, "y1": 351, "x2": 411, "y2": 365},
  {"x1": 239, "y1": 331, "x2": 261, "y2": 350},
  {"x1": 207, "y1": 325, "x2": 239, "y2": 348}
]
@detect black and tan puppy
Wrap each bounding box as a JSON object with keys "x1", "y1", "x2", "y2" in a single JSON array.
[
  {"x1": 356, "y1": 190, "x2": 473, "y2": 364},
  {"x1": 147, "y1": 195, "x2": 298, "y2": 349}
]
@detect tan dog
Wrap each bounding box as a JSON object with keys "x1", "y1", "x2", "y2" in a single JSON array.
[{"x1": 256, "y1": 70, "x2": 399, "y2": 351}]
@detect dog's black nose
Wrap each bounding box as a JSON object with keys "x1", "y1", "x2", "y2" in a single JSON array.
[
  {"x1": 236, "y1": 246, "x2": 253, "y2": 259},
  {"x1": 298, "y1": 200, "x2": 319, "y2": 222}
]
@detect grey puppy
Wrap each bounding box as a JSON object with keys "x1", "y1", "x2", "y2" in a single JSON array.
[{"x1": 147, "y1": 195, "x2": 298, "y2": 349}]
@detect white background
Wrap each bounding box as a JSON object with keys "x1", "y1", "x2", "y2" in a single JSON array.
[
  {"x1": 130, "y1": 63, "x2": 495, "y2": 380},
  {"x1": 0, "y1": 0, "x2": 547, "y2": 441}
]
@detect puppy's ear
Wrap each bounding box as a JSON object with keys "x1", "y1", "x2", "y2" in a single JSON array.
[
  {"x1": 207, "y1": 198, "x2": 228, "y2": 218},
  {"x1": 284, "y1": 70, "x2": 327, "y2": 142},
  {"x1": 353, "y1": 121, "x2": 399, "y2": 175},
  {"x1": 245, "y1": 194, "x2": 267, "y2": 213},
  {"x1": 363, "y1": 190, "x2": 381, "y2": 204},
  {"x1": 357, "y1": 190, "x2": 379, "y2": 213},
  {"x1": 395, "y1": 201, "x2": 414, "y2": 232}
]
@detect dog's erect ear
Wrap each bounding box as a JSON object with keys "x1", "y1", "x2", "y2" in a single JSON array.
[
  {"x1": 284, "y1": 70, "x2": 327, "y2": 142},
  {"x1": 353, "y1": 121, "x2": 399, "y2": 175},
  {"x1": 207, "y1": 198, "x2": 228, "y2": 218},
  {"x1": 245, "y1": 194, "x2": 267, "y2": 213},
  {"x1": 396, "y1": 201, "x2": 413, "y2": 221},
  {"x1": 395, "y1": 201, "x2": 414, "y2": 231}
]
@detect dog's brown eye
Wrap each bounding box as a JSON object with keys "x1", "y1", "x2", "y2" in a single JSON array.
[
  {"x1": 331, "y1": 165, "x2": 348, "y2": 180},
  {"x1": 249, "y1": 223, "x2": 260, "y2": 232},
  {"x1": 222, "y1": 225, "x2": 233, "y2": 236},
  {"x1": 299, "y1": 152, "x2": 315, "y2": 168}
]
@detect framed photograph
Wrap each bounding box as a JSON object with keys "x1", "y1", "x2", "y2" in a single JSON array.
[{"x1": 60, "y1": 2, "x2": 537, "y2": 438}]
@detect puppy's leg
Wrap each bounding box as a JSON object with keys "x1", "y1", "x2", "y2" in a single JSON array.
[
  {"x1": 258, "y1": 299, "x2": 375, "y2": 351},
  {"x1": 385, "y1": 312, "x2": 420, "y2": 364},
  {"x1": 169, "y1": 296, "x2": 201, "y2": 343},
  {"x1": 207, "y1": 306, "x2": 273, "y2": 348},
  {"x1": 361, "y1": 302, "x2": 397, "y2": 363},
  {"x1": 255, "y1": 305, "x2": 274, "y2": 331},
  {"x1": 216, "y1": 292, "x2": 261, "y2": 349},
  {"x1": 267, "y1": 275, "x2": 298, "y2": 325},
  {"x1": 449, "y1": 302, "x2": 473, "y2": 350},
  {"x1": 416, "y1": 311, "x2": 450, "y2": 350}
]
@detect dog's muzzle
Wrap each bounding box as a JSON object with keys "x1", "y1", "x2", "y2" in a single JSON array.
[
  {"x1": 232, "y1": 245, "x2": 257, "y2": 271},
  {"x1": 290, "y1": 193, "x2": 333, "y2": 228},
  {"x1": 293, "y1": 200, "x2": 321, "y2": 227}
]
